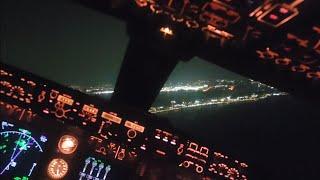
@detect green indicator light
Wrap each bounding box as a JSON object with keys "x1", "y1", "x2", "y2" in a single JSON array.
[
  {"x1": 13, "y1": 176, "x2": 29, "y2": 180},
  {"x1": 0, "y1": 144, "x2": 6, "y2": 150},
  {"x1": 15, "y1": 139, "x2": 27, "y2": 150}
]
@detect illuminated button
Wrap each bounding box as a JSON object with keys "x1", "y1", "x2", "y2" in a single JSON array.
[
  {"x1": 160, "y1": 27, "x2": 173, "y2": 37},
  {"x1": 279, "y1": 7, "x2": 289, "y2": 14},
  {"x1": 127, "y1": 129, "x2": 137, "y2": 139},
  {"x1": 269, "y1": 14, "x2": 278, "y2": 20},
  {"x1": 170, "y1": 140, "x2": 176, "y2": 145},
  {"x1": 47, "y1": 158, "x2": 68, "y2": 179},
  {"x1": 101, "y1": 112, "x2": 122, "y2": 124},
  {"x1": 57, "y1": 95, "x2": 74, "y2": 105},
  {"x1": 58, "y1": 135, "x2": 78, "y2": 154},
  {"x1": 257, "y1": 4, "x2": 299, "y2": 28},
  {"x1": 135, "y1": 0, "x2": 148, "y2": 7},
  {"x1": 50, "y1": 90, "x2": 59, "y2": 99},
  {"x1": 82, "y1": 104, "x2": 98, "y2": 115},
  {"x1": 195, "y1": 165, "x2": 204, "y2": 174},
  {"x1": 124, "y1": 121, "x2": 145, "y2": 133}
]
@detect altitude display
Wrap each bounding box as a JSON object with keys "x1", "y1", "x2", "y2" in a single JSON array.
[{"x1": 0, "y1": 120, "x2": 48, "y2": 179}]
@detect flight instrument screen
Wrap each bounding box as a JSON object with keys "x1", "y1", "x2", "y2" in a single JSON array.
[{"x1": 0, "y1": 120, "x2": 48, "y2": 180}]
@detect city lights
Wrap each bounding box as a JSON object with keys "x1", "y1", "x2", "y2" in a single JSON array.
[{"x1": 71, "y1": 79, "x2": 287, "y2": 114}]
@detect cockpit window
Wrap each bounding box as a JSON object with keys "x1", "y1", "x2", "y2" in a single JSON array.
[
  {"x1": 1, "y1": 0, "x2": 285, "y2": 115},
  {"x1": 1, "y1": 0, "x2": 127, "y2": 88},
  {"x1": 151, "y1": 58, "x2": 286, "y2": 115}
]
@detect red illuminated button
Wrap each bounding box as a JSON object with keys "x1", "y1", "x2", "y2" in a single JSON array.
[
  {"x1": 279, "y1": 7, "x2": 289, "y2": 14},
  {"x1": 269, "y1": 14, "x2": 279, "y2": 20}
]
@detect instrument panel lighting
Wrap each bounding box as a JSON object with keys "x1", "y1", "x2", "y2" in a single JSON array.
[
  {"x1": 58, "y1": 135, "x2": 78, "y2": 155},
  {"x1": 160, "y1": 27, "x2": 174, "y2": 37},
  {"x1": 47, "y1": 158, "x2": 68, "y2": 179}
]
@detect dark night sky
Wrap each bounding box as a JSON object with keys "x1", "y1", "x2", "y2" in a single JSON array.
[{"x1": 1, "y1": 0, "x2": 244, "y2": 87}]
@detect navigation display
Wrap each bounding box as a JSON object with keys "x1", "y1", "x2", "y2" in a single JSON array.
[{"x1": 0, "y1": 120, "x2": 48, "y2": 179}]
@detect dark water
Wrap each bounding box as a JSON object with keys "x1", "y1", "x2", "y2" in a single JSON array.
[{"x1": 158, "y1": 96, "x2": 320, "y2": 180}]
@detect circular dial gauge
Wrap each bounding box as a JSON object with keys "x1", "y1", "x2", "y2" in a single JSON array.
[
  {"x1": 58, "y1": 135, "x2": 78, "y2": 154},
  {"x1": 47, "y1": 158, "x2": 68, "y2": 179}
]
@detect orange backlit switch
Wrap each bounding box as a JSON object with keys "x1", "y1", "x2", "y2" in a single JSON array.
[
  {"x1": 101, "y1": 112, "x2": 122, "y2": 124},
  {"x1": 253, "y1": 0, "x2": 304, "y2": 28},
  {"x1": 257, "y1": 4, "x2": 298, "y2": 28},
  {"x1": 124, "y1": 121, "x2": 145, "y2": 133},
  {"x1": 57, "y1": 95, "x2": 74, "y2": 105}
]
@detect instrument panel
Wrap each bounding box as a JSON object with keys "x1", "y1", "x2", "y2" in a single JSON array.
[
  {"x1": 0, "y1": 63, "x2": 248, "y2": 179},
  {"x1": 119, "y1": 0, "x2": 320, "y2": 100},
  {"x1": 131, "y1": 0, "x2": 307, "y2": 43}
]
